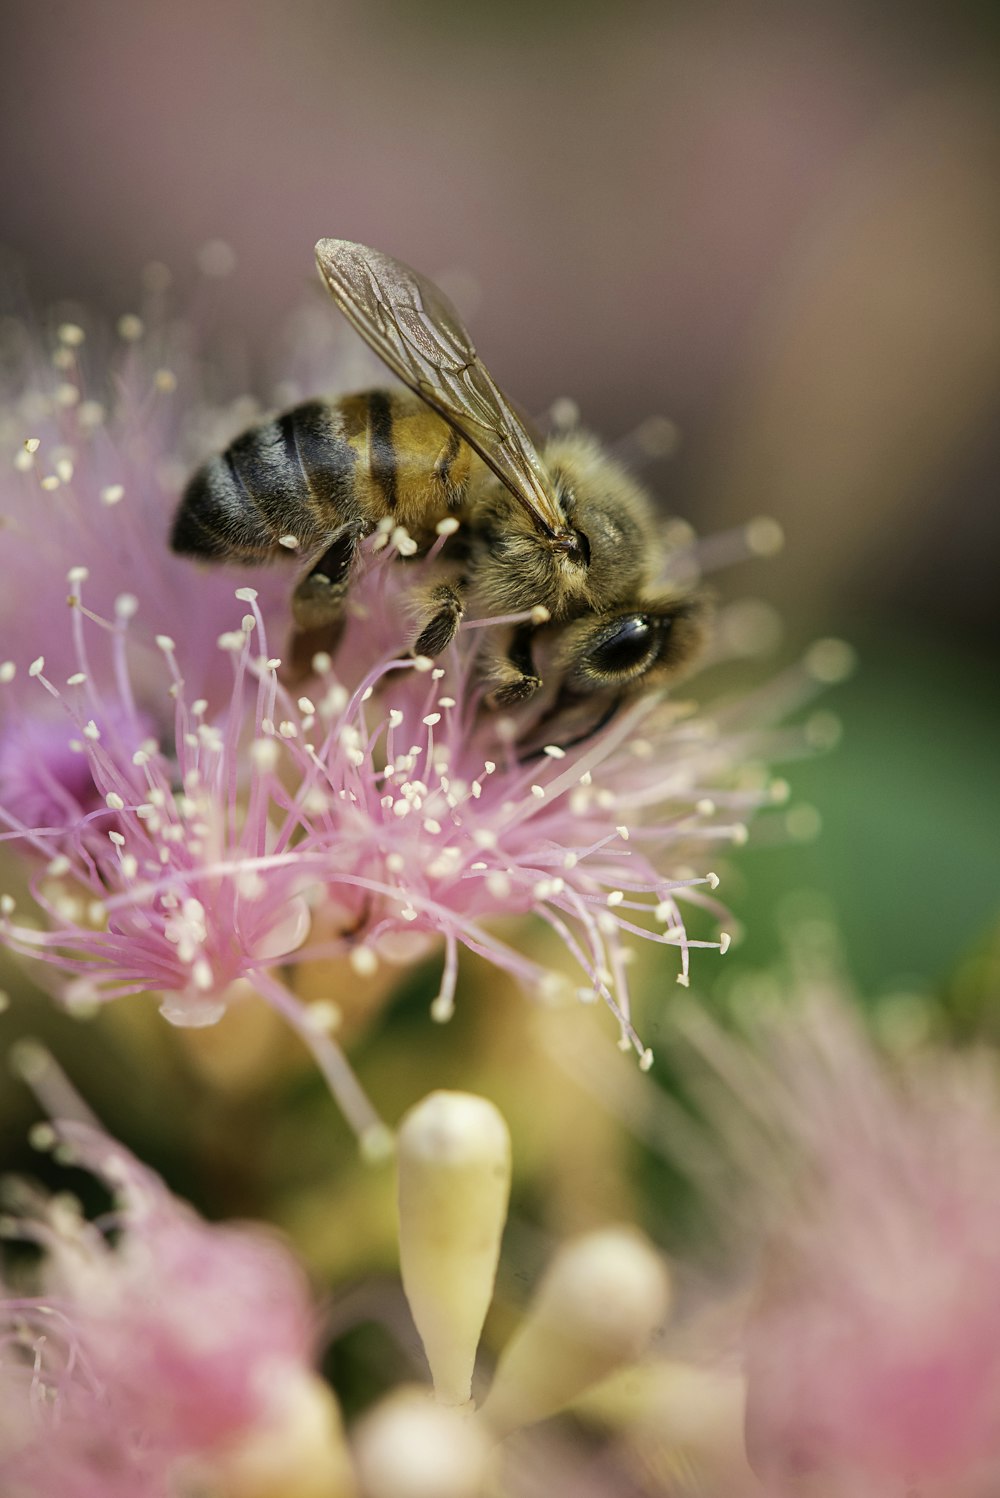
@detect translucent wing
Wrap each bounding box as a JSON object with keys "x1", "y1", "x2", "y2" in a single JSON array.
[{"x1": 315, "y1": 238, "x2": 567, "y2": 538}]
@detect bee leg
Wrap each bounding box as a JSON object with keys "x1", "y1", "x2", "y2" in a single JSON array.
[
  {"x1": 283, "y1": 619, "x2": 347, "y2": 684},
  {"x1": 413, "y1": 582, "x2": 465, "y2": 657},
  {"x1": 485, "y1": 625, "x2": 542, "y2": 708},
  {"x1": 487, "y1": 671, "x2": 543, "y2": 708},
  {"x1": 292, "y1": 525, "x2": 360, "y2": 630}
]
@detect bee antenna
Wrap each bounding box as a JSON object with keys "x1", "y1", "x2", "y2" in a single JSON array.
[{"x1": 518, "y1": 695, "x2": 622, "y2": 761}]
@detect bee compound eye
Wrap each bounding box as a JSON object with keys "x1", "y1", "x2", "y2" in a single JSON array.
[{"x1": 586, "y1": 614, "x2": 661, "y2": 680}]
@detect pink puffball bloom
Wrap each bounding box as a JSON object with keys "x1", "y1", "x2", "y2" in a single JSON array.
[
  {"x1": 0, "y1": 280, "x2": 800, "y2": 1136},
  {"x1": 740, "y1": 1003, "x2": 1000, "y2": 1498},
  {"x1": 0, "y1": 1100, "x2": 319, "y2": 1498}
]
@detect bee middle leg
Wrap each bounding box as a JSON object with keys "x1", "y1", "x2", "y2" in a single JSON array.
[
  {"x1": 292, "y1": 525, "x2": 361, "y2": 631},
  {"x1": 413, "y1": 581, "x2": 466, "y2": 657},
  {"x1": 284, "y1": 619, "x2": 347, "y2": 683}
]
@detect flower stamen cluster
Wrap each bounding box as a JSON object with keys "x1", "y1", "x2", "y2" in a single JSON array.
[{"x1": 0, "y1": 295, "x2": 812, "y2": 1137}]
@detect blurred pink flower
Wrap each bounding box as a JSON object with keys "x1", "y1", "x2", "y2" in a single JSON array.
[
  {"x1": 0, "y1": 289, "x2": 803, "y2": 1136},
  {"x1": 739, "y1": 1003, "x2": 1000, "y2": 1498},
  {"x1": 0, "y1": 1099, "x2": 318, "y2": 1498}
]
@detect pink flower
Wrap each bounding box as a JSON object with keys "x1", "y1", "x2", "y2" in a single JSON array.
[
  {"x1": 738, "y1": 1003, "x2": 1000, "y2": 1497},
  {"x1": 0, "y1": 1091, "x2": 318, "y2": 1497},
  {"x1": 0, "y1": 290, "x2": 810, "y2": 1138}
]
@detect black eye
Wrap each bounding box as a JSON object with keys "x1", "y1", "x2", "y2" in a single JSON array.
[{"x1": 587, "y1": 615, "x2": 660, "y2": 679}]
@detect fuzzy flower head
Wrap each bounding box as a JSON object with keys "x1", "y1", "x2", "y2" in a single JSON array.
[
  {"x1": 0, "y1": 1053, "x2": 331, "y2": 1498},
  {"x1": 733, "y1": 1001, "x2": 1000, "y2": 1498},
  {"x1": 0, "y1": 273, "x2": 822, "y2": 1138}
]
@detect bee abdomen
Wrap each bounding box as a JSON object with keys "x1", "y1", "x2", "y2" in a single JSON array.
[
  {"x1": 283, "y1": 400, "x2": 361, "y2": 535},
  {"x1": 171, "y1": 400, "x2": 360, "y2": 562},
  {"x1": 170, "y1": 450, "x2": 260, "y2": 559}
]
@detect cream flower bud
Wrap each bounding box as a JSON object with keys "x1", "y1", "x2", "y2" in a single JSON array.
[
  {"x1": 206, "y1": 1367, "x2": 356, "y2": 1498},
  {"x1": 397, "y1": 1091, "x2": 511, "y2": 1406},
  {"x1": 577, "y1": 1359, "x2": 754, "y2": 1492},
  {"x1": 481, "y1": 1225, "x2": 671, "y2": 1437},
  {"x1": 352, "y1": 1387, "x2": 491, "y2": 1498}
]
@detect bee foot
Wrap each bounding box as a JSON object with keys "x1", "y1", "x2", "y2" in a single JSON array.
[
  {"x1": 487, "y1": 674, "x2": 542, "y2": 709},
  {"x1": 291, "y1": 526, "x2": 360, "y2": 630},
  {"x1": 291, "y1": 574, "x2": 347, "y2": 631}
]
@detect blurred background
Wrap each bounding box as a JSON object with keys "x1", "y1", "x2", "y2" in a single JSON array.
[{"x1": 1, "y1": 0, "x2": 999, "y2": 1462}]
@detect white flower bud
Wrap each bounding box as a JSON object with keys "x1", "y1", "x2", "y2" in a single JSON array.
[
  {"x1": 205, "y1": 1367, "x2": 356, "y2": 1497},
  {"x1": 578, "y1": 1359, "x2": 753, "y2": 1492},
  {"x1": 480, "y1": 1225, "x2": 671, "y2": 1437},
  {"x1": 397, "y1": 1092, "x2": 511, "y2": 1406},
  {"x1": 352, "y1": 1387, "x2": 490, "y2": 1498}
]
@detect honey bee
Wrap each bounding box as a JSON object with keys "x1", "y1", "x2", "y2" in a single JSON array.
[{"x1": 171, "y1": 239, "x2": 705, "y2": 722}]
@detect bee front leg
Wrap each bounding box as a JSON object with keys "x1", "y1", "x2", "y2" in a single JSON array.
[
  {"x1": 292, "y1": 525, "x2": 360, "y2": 630},
  {"x1": 486, "y1": 669, "x2": 543, "y2": 709},
  {"x1": 413, "y1": 581, "x2": 466, "y2": 657},
  {"x1": 484, "y1": 625, "x2": 542, "y2": 708}
]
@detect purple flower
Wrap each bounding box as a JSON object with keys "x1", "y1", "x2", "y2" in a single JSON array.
[
  {"x1": 652, "y1": 987, "x2": 1000, "y2": 1498},
  {"x1": 0, "y1": 1083, "x2": 327, "y2": 1498},
  {"x1": 0, "y1": 297, "x2": 809, "y2": 1138},
  {"x1": 739, "y1": 1002, "x2": 1000, "y2": 1498}
]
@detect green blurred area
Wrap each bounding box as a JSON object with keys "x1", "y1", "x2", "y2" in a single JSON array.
[{"x1": 734, "y1": 619, "x2": 999, "y2": 998}]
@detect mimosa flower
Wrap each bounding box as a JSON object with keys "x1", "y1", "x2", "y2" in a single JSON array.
[
  {"x1": 0, "y1": 285, "x2": 814, "y2": 1137},
  {"x1": 658, "y1": 987, "x2": 1000, "y2": 1498},
  {"x1": 741, "y1": 1005, "x2": 1000, "y2": 1498},
  {"x1": 0, "y1": 1056, "x2": 348, "y2": 1498}
]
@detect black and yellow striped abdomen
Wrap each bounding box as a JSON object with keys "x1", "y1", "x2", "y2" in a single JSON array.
[{"x1": 171, "y1": 388, "x2": 479, "y2": 562}]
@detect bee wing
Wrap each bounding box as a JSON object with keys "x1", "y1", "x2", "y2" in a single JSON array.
[{"x1": 315, "y1": 239, "x2": 566, "y2": 538}]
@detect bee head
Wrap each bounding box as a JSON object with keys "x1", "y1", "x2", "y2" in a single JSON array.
[
  {"x1": 502, "y1": 593, "x2": 709, "y2": 758},
  {"x1": 546, "y1": 595, "x2": 708, "y2": 697}
]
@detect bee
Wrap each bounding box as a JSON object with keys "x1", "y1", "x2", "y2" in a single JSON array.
[{"x1": 171, "y1": 239, "x2": 705, "y2": 723}]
